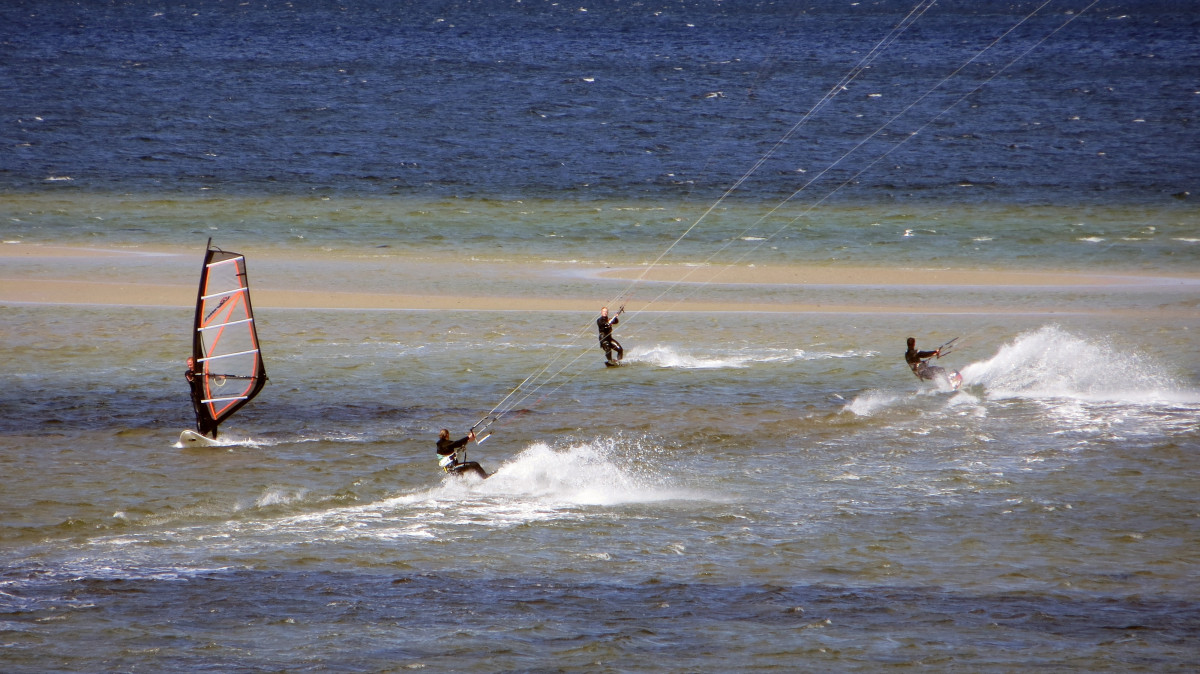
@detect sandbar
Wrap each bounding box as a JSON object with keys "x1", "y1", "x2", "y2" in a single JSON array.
[{"x1": 1, "y1": 243, "x2": 1197, "y2": 315}]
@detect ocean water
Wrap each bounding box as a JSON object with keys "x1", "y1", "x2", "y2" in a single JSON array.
[{"x1": 2, "y1": 1, "x2": 1200, "y2": 672}]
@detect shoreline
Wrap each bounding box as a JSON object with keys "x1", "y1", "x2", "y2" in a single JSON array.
[
  {"x1": 2, "y1": 243, "x2": 1198, "y2": 315},
  {"x1": 1, "y1": 277, "x2": 1195, "y2": 317}
]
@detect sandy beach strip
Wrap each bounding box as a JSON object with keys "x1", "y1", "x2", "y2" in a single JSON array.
[
  {"x1": 0, "y1": 277, "x2": 1059, "y2": 314},
  {"x1": 2, "y1": 244, "x2": 1197, "y2": 314},
  {"x1": 1, "y1": 275, "x2": 1195, "y2": 316}
]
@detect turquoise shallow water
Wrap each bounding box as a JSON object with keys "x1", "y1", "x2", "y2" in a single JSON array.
[{"x1": 3, "y1": 195, "x2": 1198, "y2": 275}]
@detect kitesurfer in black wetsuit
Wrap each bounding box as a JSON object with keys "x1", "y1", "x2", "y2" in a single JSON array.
[
  {"x1": 905, "y1": 337, "x2": 948, "y2": 382},
  {"x1": 597, "y1": 306, "x2": 623, "y2": 365},
  {"x1": 436, "y1": 429, "x2": 489, "y2": 480}
]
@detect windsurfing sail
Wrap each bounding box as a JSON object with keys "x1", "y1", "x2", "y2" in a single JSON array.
[{"x1": 186, "y1": 239, "x2": 267, "y2": 438}]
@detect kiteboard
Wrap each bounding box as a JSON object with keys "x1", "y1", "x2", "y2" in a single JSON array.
[
  {"x1": 948, "y1": 371, "x2": 963, "y2": 390},
  {"x1": 605, "y1": 360, "x2": 621, "y2": 368}
]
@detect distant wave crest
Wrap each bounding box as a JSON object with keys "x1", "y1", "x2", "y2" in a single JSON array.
[{"x1": 627, "y1": 344, "x2": 869, "y2": 369}]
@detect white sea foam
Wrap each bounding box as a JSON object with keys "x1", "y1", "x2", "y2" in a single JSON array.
[
  {"x1": 844, "y1": 326, "x2": 1196, "y2": 418},
  {"x1": 844, "y1": 391, "x2": 903, "y2": 416},
  {"x1": 626, "y1": 344, "x2": 757, "y2": 369},
  {"x1": 427, "y1": 438, "x2": 698, "y2": 507},
  {"x1": 252, "y1": 487, "x2": 308, "y2": 508},
  {"x1": 626, "y1": 344, "x2": 863, "y2": 369},
  {"x1": 146, "y1": 437, "x2": 711, "y2": 548},
  {"x1": 959, "y1": 325, "x2": 1192, "y2": 403}
]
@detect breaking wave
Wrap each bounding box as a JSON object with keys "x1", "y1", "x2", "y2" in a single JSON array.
[
  {"x1": 843, "y1": 325, "x2": 1196, "y2": 416},
  {"x1": 424, "y1": 436, "x2": 700, "y2": 507},
  {"x1": 960, "y1": 325, "x2": 1191, "y2": 403}
]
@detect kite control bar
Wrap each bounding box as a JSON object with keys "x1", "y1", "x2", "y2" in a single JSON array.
[
  {"x1": 934, "y1": 337, "x2": 959, "y2": 359},
  {"x1": 470, "y1": 414, "x2": 500, "y2": 444}
]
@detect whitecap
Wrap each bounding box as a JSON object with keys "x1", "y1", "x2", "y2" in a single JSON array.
[
  {"x1": 843, "y1": 391, "x2": 902, "y2": 416},
  {"x1": 623, "y1": 344, "x2": 745, "y2": 369},
  {"x1": 958, "y1": 325, "x2": 1194, "y2": 404},
  {"x1": 253, "y1": 487, "x2": 308, "y2": 508},
  {"x1": 468, "y1": 439, "x2": 694, "y2": 507},
  {"x1": 625, "y1": 344, "x2": 812, "y2": 369}
]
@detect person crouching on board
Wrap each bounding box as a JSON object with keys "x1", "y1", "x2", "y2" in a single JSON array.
[
  {"x1": 436, "y1": 429, "x2": 489, "y2": 480},
  {"x1": 597, "y1": 306, "x2": 623, "y2": 365},
  {"x1": 904, "y1": 337, "x2": 944, "y2": 381},
  {"x1": 905, "y1": 336, "x2": 960, "y2": 387}
]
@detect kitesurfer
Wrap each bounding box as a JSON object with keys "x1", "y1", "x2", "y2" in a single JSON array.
[
  {"x1": 905, "y1": 337, "x2": 943, "y2": 380},
  {"x1": 905, "y1": 337, "x2": 947, "y2": 381},
  {"x1": 436, "y1": 429, "x2": 489, "y2": 480},
  {"x1": 597, "y1": 305, "x2": 623, "y2": 365},
  {"x1": 905, "y1": 337, "x2": 960, "y2": 387}
]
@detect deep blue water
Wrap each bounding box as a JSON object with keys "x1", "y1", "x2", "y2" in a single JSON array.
[{"x1": 2, "y1": 0, "x2": 1197, "y2": 204}]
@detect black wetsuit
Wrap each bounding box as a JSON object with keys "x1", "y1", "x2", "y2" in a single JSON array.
[
  {"x1": 186, "y1": 367, "x2": 218, "y2": 438},
  {"x1": 597, "y1": 314, "x2": 623, "y2": 363},
  {"x1": 437, "y1": 435, "x2": 488, "y2": 479},
  {"x1": 905, "y1": 346, "x2": 944, "y2": 381}
]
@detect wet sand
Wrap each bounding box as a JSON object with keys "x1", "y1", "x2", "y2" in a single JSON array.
[{"x1": 1, "y1": 243, "x2": 1197, "y2": 315}]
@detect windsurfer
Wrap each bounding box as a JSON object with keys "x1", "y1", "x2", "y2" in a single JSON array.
[
  {"x1": 437, "y1": 429, "x2": 489, "y2": 480},
  {"x1": 597, "y1": 306, "x2": 623, "y2": 365},
  {"x1": 905, "y1": 337, "x2": 960, "y2": 387},
  {"x1": 184, "y1": 356, "x2": 218, "y2": 438}
]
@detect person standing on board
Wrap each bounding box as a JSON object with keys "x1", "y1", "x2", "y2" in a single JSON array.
[
  {"x1": 184, "y1": 356, "x2": 218, "y2": 439},
  {"x1": 436, "y1": 429, "x2": 489, "y2": 480},
  {"x1": 597, "y1": 305, "x2": 624, "y2": 365}
]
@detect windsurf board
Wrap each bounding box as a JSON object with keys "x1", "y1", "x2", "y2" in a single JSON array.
[{"x1": 179, "y1": 429, "x2": 220, "y2": 447}]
